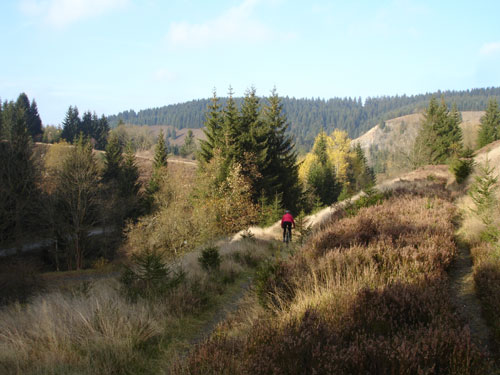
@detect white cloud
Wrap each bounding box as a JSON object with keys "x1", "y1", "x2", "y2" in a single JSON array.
[
  {"x1": 166, "y1": 0, "x2": 284, "y2": 48},
  {"x1": 20, "y1": 0, "x2": 128, "y2": 28},
  {"x1": 480, "y1": 42, "x2": 500, "y2": 57}
]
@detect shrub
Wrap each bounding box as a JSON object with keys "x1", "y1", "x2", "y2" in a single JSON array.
[
  {"x1": 344, "y1": 187, "x2": 388, "y2": 217},
  {"x1": 120, "y1": 249, "x2": 184, "y2": 301},
  {"x1": 0, "y1": 259, "x2": 44, "y2": 305},
  {"x1": 449, "y1": 157, "x2": 474, "y2": 184},
  {"x1": 255, "y1": 259, "x2": 296, "y2": 310},
  {"x1": 198, "y1": 246, "x2": 221, "y2": 273}
]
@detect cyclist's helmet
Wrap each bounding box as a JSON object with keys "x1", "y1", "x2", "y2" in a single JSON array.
[{"x1": 285, "y1": 210, "x2": 290, "y2": 214}]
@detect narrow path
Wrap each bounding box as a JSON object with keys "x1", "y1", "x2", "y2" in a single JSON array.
[
  {"x1": 448, "y1": 237, "x2": 493, "y2": 353},
  {"x1": 190, "y1": 276, "x2": 254, "y2": 345}
]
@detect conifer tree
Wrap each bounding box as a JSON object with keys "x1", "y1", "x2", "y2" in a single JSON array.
[
  {"x1": 305, "y1": 131, "x2": 339, "y2": 206},
  {"x1": 80, "y1": 111, "x2": 93, "y2": 140},
  {"x1": 349, "y1": 143, "x2": 376, "y2": 192},
  {"x1": 477, "y1": 98, "x2": 500, "y2": 148},
  {"x1": 103, "y1": 133, "x2": 123, "y2": 182},
  {"x1": 413, "y1": 97, "x2": 463, "y2": 166},
  {"x1": 0, "y1": 104, "x2": 40, "y2": 244},
  {"x1": 27, "y1": 99, "x2": 43, "y2": 139},
  {"x1": 121, "y1": 141, "x2": 140, "y2": 198},
  {"x1": 153, "y1": 129, "x2": 168, "y2": 170},
  {"x1": 199, "y1": 90, "x2": 223, "y2": 163},
  {"x1": 94, "y1": 114, "x2": 110, "y2": 150},
  {"x1": 147, "y1": 129, "x2": 168, "y2": 199},
  {"x1": 261, "y1": 88, "x2": 301, "y2": 211},
  {"x1": 61, "y1": 106, "x2": 81, "y2": 143},
  {"x1": 238, "y1": 87, "x2": 268, "y2": 198}
]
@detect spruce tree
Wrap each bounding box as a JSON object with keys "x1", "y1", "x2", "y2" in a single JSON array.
[
  {"x1": 80, "y1": 111, "x2": 93, "y2": 140},
  {"x1": 121, "y1": 141, "x2": 140, "y2": 198},
  {"x1": 222, "y1": 86, "x2": 240, "y2": 163},
  {"x1": 413, "y1": 97, "x2": 463, "y2": 166},
  {"x1": 153, "y1": 129, "x2": 168, "y2": 170},
  {"x1": 350, "y1": 143, "x2": 375, "y2": 192},
  {"x1": 199, "y1": 90, "x2": 223, "y2": 163},
  {"x1": 0, "y1": 104, "x2": 40, "y2": 244},
  {"x1": 237, "y1": 87, "x2": 268, "y2": 199},
  {"x1": 61, "y1": 106, "x2": 81, "y2": 143},
  {"x1": 27, "y1": 99, "x2": 43, "y2": 139},
  {"x1": 94, "y1": 114, "x2": 110, "y2": 150},
  {"x1": 262, "y1": 88, "x2": 301, "y2": 211},
  {"x1": 477, "y1": 98, "x2": 500, "y2": 148},
  {"x1": 147, "y1": 129, "x2": 168, "y2": 198},
  {"x1": 306, "y1": 131, "x2": 339, "y2": 206},
  {"x1": 103, "y1": 133, "x2": 123, "y2": 182}
]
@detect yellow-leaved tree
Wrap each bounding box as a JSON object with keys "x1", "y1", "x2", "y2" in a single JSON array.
[{"x1": 298, "y1": 130, "x2": 352, "y2": 186}]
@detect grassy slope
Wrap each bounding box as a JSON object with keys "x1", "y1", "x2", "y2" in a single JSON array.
[
  {"x1": 354, "y1": 111, "x2": 484, "y2": 157},
  {"x1": 173, "y1": 179, "x2": 497, "y2": 374}
]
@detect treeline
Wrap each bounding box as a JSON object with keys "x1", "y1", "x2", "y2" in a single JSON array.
[
  {"x1": 108, "y1": 87, "x2": 500, "y2": 152},
  {"x1": 60, "y1": 106, "x2": 110, "y2": 150},
  {"x1": 0, "y1": 93, "x2": 141, "y2": 271},
  {"x1": 1, "y1": 93, "x2": 43, "y2": 140}
]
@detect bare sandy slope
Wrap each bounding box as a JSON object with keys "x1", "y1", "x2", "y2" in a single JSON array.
[{"x1": 353, "y1": 111, "x2": 484, "y2": 155}]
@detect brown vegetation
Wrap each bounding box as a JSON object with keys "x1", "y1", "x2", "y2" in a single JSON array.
[{"x1": 173, "y1": 180, "x2": 494, "y2": 374}]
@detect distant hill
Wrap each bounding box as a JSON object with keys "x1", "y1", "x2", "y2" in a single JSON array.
[
  {"x1": 108, "y1": 87, "x2": 500, "y2": 153},
  {"x1": 353, "y1": 111, "x2": 484, "y2": 179},
  {"x1": 354, "y1": 111, "x2": 483, "y2": 153}
]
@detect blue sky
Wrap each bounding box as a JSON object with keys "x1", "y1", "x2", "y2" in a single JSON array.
[{"x1": 1, "y1": 0, "x2": 500, "y2": 125}]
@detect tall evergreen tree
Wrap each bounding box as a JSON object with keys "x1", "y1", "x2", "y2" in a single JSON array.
[
  {"x1": 80, "y1": 111, "x2": 93, "y2": 139},
  {"x1": 222, "y1": 86, "x2": 241, "y2": 163},
  {"x1": 261, "y1": 88, "x2": 301, "y2": 211},
  {"x1": 199, "y1": 90, "x2": 223, "y2": 163},
  {"x1": 477, "y1": 98, "x2": 500, "y2": 148},
  {"x1": 121, "y1": 141, "x2": 140, "y2": 198},
  {"x1": 103, "y1": 133, "x2": 123, "y2": 182},
  {"x1": 306, "y1": 131, "x2": 338, "y2": 205},
  {"x1": 27, "y1": 99, "x2": 43, "y2": 139},
  {"x1": 349, "y1": 143, "x2": 376, "y2": 192},
  {"x1": 94, "y1": 114, "x2": 110, "y2": 150},
  {"x1": 61, "y1": 106, "x2": 81, "y2": 143},
  {"x1": 413, "y1": 97, "x2": 463, "y2": 166},
  {"x1": 0, "y1": 104, "x2": 40, "y2": 244},
  {"x1": 237, "y1": 87, "x2": 268, "y2": 198},
  {"x1": 153, "y1": 129, "x2": 168, "y2": 170}
]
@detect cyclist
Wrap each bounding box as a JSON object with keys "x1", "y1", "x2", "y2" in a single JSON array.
[{"x1": 281, "y1": 210, "x2": 295, "y2": 243}]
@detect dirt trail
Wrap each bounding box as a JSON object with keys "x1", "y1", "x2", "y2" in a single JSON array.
[{"x1": 448, "y1": 239, "x2": 494, "y2": 353}]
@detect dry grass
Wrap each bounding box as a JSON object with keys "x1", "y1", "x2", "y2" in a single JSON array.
[
  {"x1": 173, "y1": 181, "x2": 493, "y2": 374},
  {"x1": 0, "y1": 233, "x2": 277, "y2": 374}
]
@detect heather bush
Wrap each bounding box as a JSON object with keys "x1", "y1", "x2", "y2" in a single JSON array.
[
  {"x1": 176, "y1": 183, "x2": 493, "y2": 374},
  {"x1": 471, "y1": 242, "x2": 500, "y2": 355}
]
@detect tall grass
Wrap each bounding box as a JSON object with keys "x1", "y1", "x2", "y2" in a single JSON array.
[
  {"x1": 174, "y1": 181, "x2": 493, "y2": 374},
  {"x1": 0, "y1": 237, "x2": 275, "y2": 374}
]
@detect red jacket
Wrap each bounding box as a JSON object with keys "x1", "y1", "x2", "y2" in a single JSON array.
[{"x1": 281, "y1": 213, "x2": 295, "y2": 228}]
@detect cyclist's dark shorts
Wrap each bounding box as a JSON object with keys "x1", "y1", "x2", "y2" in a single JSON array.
[{"x1": 282, "y1": 222, "x2": 292, "y2": 232}]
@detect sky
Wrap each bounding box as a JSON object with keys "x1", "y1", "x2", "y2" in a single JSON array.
[{"x1": 1, "y1": 0, "x2": 500, "y2": 125}]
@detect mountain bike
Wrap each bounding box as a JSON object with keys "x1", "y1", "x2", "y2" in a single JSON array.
[{"x1": 284, "y1": 228, "x2": 291, "y2": 245}]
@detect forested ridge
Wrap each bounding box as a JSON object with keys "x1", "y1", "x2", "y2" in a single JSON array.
[{"x1": 108, "y1": 87, "x2": 500, "y2": 152}]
